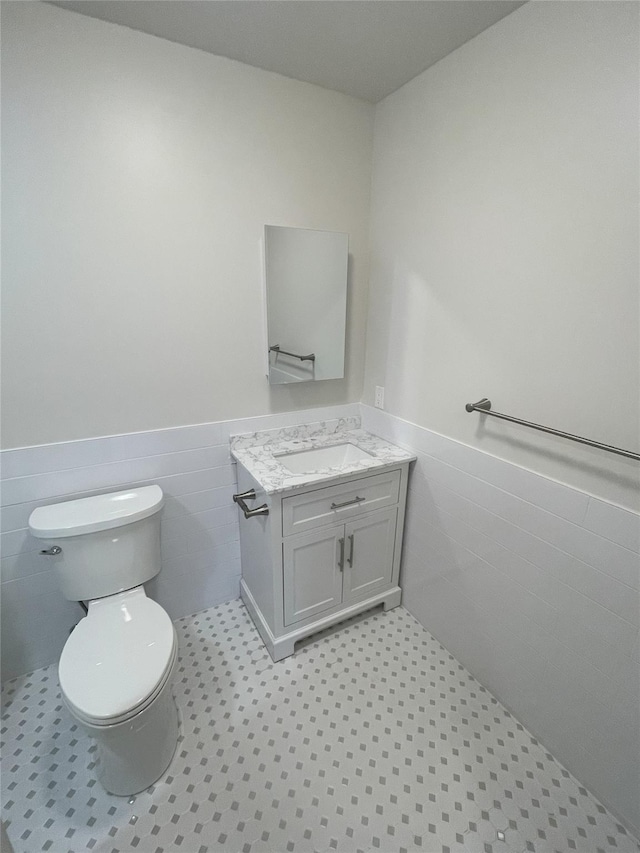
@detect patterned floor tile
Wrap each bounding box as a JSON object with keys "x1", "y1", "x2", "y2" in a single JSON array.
[{"x1": 2, "y1": 600, "x2": 638, "y2": 853}]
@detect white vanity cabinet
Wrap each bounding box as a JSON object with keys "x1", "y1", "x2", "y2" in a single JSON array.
[{"x1": 235, "y1": 462, "x2": 410, "y2": 661}]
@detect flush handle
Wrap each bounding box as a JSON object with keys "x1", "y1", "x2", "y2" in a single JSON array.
[{"x1": 40, "y1": 546, "x2": 62, "y2": 556}]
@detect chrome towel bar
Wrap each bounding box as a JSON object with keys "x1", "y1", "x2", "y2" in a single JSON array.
[
  {"x1": 269, "y1": 345, "x2": 316, "y2": 363},
  {"x1": 465, "y1": 398, "x2": 640, "y2": 461},
  {"x1": 233, "y1": 489, "x2": 269, "y2": 519}
]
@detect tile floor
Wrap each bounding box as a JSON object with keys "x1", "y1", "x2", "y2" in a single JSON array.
[{"x1": 1, "y1": 600, "x2": 638, "y2": 853}]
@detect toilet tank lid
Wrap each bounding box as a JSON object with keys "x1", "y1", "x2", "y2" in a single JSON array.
[{"x1": 28, "y1": 485, "x2": 164, "y2": 539}]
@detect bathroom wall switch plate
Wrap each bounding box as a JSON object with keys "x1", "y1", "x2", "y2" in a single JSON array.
[{"x1": 375, "y1": 386, "x2": 385, "y2": 409}]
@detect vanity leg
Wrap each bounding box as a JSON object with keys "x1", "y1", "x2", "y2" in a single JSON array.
[
  {"x1": 271, "y1": 635, "x2": 297, "y2": 662},
  {"x1": 382, "y1": 587, "x2": 402, "y2": 612}
]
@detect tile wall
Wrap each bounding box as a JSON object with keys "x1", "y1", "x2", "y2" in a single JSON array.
[
  {"x1": 0, "y1": 404, "x2": 360, "y2": 680},
  {"x1": 360, "y1": 404, "x2": 640, "y2": 836},
  {"x1": 2, "y1": 399, "x2": 637, "y2": 834}
]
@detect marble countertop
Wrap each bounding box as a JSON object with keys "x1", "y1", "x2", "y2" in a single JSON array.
[{"x1": 230, "y1": 417, "x2": 416, "y2": 495}]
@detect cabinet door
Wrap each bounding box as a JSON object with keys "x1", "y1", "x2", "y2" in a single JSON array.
[
  {"x1": 283, "y1": 525, "x2": 345, "y2": 626},
  {"x1": 343, "y1": 508, "x2": 397, "y2": 603}
]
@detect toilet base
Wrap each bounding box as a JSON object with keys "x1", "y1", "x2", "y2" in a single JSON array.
[{"x1": 76, "y1": 666, "x2": 179, "y2": 796}]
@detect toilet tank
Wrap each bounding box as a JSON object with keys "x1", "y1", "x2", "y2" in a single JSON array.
[{"x1": 28, "y1": 486, "x2": 164, "y2": 602}]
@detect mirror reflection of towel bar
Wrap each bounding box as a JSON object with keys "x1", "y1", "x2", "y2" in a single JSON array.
[{"x1": 269, "y1": 345, "x2": 316, "y2": 363}]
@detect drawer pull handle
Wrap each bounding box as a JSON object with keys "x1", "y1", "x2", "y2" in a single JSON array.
[
  {"x1": 347, "y1": 534, "x2": 354, "y2": 567},
  {"x1": 338, "y1": 537, "x2": 345, "y2": 572},
  {"x1": 233, "y1": 489, "x2": 269, "y2": 519},
  {"x1": 330, "y1": 496, "x2": 365, "y2": 510}
]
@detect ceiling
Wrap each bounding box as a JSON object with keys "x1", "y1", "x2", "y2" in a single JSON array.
[{"x1": 48, "y1": 1, "x2": 526, "y2": 103}]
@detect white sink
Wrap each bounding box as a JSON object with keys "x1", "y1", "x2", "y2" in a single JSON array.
[{"x1": 276, "y1": 442, "x2": 374, "y2": 475}]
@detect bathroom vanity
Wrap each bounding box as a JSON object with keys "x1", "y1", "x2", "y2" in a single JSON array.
[{"x1": 231, "y1": 419, "x2": 415, "y2": 660}]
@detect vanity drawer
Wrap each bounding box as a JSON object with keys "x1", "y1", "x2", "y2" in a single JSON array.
[{"x1": 282, "y1": 469, "x2": 401, "y2": 537}]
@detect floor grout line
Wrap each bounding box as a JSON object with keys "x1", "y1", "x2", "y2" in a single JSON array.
[{"x1": 2, "y1": 600, "x2": 638, "y2": 853}]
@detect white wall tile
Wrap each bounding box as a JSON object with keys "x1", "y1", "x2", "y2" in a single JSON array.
[
  {"x1": 154, "y1": 466, "x2": 238, "y2": 496},
  {"x1": 551, "y1": 580, "x2": 638, "y2": 662},
  {"x1": 0, "y1": 502, "x2": 33, "y2": 535},
  {"x1": 0, "y1": 528, "x2": 37, "y2": 559},
  {"x1": 1, "y1": 447, "x2": 232, "y2": 506},
  {"x1": 0, "y1": 404, "x2": 358, "y2": 682},
  {"x1": 364, "y1": 405, "x2": 637, "y2": 531},
  {"x1": 411, "y1": 455, "x2": 639, "y2": 605},
  {"x1": 161, "y1": 486, "x2": 236, "y2": 520},
  {"x1": 1, "y1": 437, "x2": 114, "y2": 480},
  {"x1": 149, "y1": 558, "x2": 241, "y2": 621},
  {"x1": 1, "y1": 553, "x2": 42, "y2": 583},
  {"x1": 3, "y1": 402, "x2": 637, "y2": 832},
  {"x1": 390, "y1": 409, "x2": 640, "y2": 835},
  {"x1": 409, "y1": 470, "x2": 639, "y2": 628},
  {"x1": 107, "y1": 423, "x2": 227, "y2": 466},
  {"x1": 406, "y1": 488, "x2": 561, "y2": 608},
  {"x1": 516, "y1": 501, "x2": 639, "y2": 591},
  {"x1": 161, "y1": 505, "x2": 238, "y2": 542},
  {"x1": 160, "y1": 531, "x2": 240, "y2": 565},
  {"x1": 583, "y1": 497, "x2": 640, "y2": 552},
  {"x1": 1, "y1": 570, "x2": 83, "y2": 680},
  {"x1": 0, "y1": 422, "x2": 227, "y2": 479}
]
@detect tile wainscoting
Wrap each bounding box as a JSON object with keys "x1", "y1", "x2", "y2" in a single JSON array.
[
  {"x1": 360, "y1": 404, "x2": 640, "y2": 836},
  {"x1": 0, "y1": 404, "x2": 360, "y2": 681},
  {"x1": 2, "y1": 400, "x2": 638, "y2": 835}
]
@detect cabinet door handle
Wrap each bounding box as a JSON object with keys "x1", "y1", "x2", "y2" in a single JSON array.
[
  {"x1": 347, "y1": 534, "x2": 354, "y2": 567},
  {"x1": 338, "y1": 537, "x2": 345, "y2": 572},
  {"x1": 330, "y1": 495, "x2": 365, "y2": 510}
]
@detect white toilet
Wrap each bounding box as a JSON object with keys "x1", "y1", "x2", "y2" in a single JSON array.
[{"x1": 28, "y1": 485, "x2": 179, "y2": 796}]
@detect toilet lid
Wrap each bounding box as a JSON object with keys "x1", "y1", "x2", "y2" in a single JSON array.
[{"x1": 59, "y1": 591, "x2": 176, "y2": 725}]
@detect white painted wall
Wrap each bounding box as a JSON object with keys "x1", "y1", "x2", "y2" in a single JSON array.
[
  {"x1": 363, "y1": 1, "x2": 640, "y2": 510},
  {"x1": 1, "y1": 1, "x2": 374, "y2": 449}
]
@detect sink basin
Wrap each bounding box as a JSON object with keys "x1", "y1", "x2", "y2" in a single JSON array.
[{"x1": 276, "y1": 442, "x2": 374, "y2": 475}]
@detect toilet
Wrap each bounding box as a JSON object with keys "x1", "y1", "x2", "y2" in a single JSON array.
[{"x1": 28, "y1": 485, "x2": 179, "y2": 796}]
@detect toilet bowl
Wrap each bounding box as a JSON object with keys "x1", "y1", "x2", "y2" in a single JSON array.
[
  {"x1": 59, "y1": 586, "x2": 179, "y2": 794},
  {"x1": 29, "y1": 486, "x2": 180, "y2": 795}
]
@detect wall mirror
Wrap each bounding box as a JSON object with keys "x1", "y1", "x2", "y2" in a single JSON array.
[{"x1": 264, "y1": 225, "x2": 348, "y2": 384}]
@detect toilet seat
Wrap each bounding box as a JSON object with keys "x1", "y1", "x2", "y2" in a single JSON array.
[
  {"x1": 65, "y1": 640, "x2": 178, "y2": 728},
  {"x1": 59, "y1": 587, "x2": 177, "y2": 727}
]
